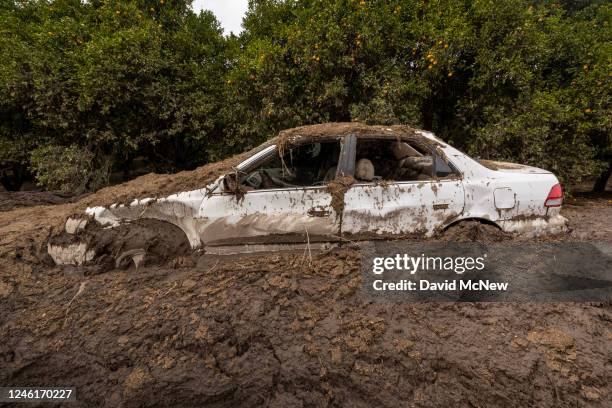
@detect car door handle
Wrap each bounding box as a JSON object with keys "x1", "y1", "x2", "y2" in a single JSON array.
[
  {"x1": 433, "y1": 203, "x2": 449, "y2": 210},
  {"x1": 308, "y1": 207, "x2": 331, "y2": 217}
]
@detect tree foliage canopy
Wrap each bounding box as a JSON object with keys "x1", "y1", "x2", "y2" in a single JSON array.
[{"x1": 0, "y1": 0, "x2": 610, "y2": 192}]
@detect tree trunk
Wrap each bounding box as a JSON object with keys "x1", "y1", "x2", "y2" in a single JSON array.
[
  {"x1": 0, "y1": 166, "x2": 25, "y2": 191},
  {"x1": 421, "y1": 96, "x2": 436, "y2": 131},
  {"x1": 592, "y1": 161, "x2": 611, "y2": 193}
]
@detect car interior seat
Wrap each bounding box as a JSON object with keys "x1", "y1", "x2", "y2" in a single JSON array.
[
  {"x1": 392, "y1": 141, "x2": 433, "y2": 180},
  {"x1": 355, "y1": 158, "x2": 375, "y2": 181}
]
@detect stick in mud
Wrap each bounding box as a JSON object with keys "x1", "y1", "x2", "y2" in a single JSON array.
[
  {"x1": 63, "y1": 281, "x2": 87, "y2": 327},
  {"x1": 302, "y1": 226, "x2": 313, "y2": 266}
]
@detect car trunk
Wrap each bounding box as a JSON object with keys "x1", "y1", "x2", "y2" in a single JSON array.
[{"x1": 478, "y1": 160, "x2": 552, "y2": 174}]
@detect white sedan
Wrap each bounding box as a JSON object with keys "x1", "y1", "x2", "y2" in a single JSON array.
[{"x1": 49, "y1": 124, "x2": 567, "y2": 265}]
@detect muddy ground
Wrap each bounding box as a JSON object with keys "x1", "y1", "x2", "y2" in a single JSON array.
[
  {"x1": 0, "y1": 183, "x2": 610, "y2": 406},
  {"x1": 0, "y1": 191, "x2": 84, "y2": 212}
]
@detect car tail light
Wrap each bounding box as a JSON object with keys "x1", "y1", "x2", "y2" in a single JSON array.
[{"x1": 544, "y1": 183, "x2": 563, "y2": 207}]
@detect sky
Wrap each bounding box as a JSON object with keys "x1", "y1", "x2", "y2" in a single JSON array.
[{"x1": 192, "y1": 0, "x2": 250, "y2": 35}]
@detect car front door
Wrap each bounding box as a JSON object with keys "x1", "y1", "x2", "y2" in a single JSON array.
[
  {"x1": 341, "y1": 137, "x2": 465, "y2": 237},
  {"x1": 197, "y1": 139, "x2": 344, "y2": 246}
]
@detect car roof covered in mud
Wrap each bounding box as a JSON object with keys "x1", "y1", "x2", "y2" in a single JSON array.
[{"x1": 274, "y1": 122, "x2": 438, "y2": 147}]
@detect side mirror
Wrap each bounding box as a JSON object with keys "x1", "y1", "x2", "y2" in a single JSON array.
[
  {"x1": 223, "y1": 173, "x2": 238, "y2": 191},
  {"x1": 221, "y1": 171, "x2": 249, "y2": 200}
]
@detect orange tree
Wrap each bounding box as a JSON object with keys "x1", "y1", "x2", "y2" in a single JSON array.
[
  {"x1": 226, "y1": 0, "x2": 611, "y2": 188},
  {"x1": 0, "y1": 0, "x2": 226, "y2": 191},
  {"x1": 0, "y1": 0, "x2": 609, "y2": 192}
]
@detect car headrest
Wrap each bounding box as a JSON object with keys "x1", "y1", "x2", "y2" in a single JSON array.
[
  {"x1": 355, "y1": 158, "x2": 375, "y2": 181},
  {"x1": 399, "y1": 156, "x2": 434, "y2": 171},
  {"x1": 392, "y1": 141, "x2": 421, "y2": 160}
]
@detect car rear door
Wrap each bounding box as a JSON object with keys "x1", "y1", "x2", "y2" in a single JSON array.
[
  {"x1": 198, "y1": 139, "x2": 344, "y2": 246},
  {"x1": 341, "y1": 137, "x2": 465, "y2": 237}
]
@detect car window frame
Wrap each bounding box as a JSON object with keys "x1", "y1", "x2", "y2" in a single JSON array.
[
  {"x1": 227, "y1": 136, "x2": 347, "y2": 194},
  {"x1": 347, "y1": 136, "x2": 462, "y2": 186}
]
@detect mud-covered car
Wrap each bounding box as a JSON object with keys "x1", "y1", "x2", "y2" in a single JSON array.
[{"x1": 48, "y1": 123, "x2": 567, "y2": 266}]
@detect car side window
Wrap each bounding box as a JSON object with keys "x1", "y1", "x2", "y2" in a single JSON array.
[
  {"x1": 241, "y1": 141, "x2": 340, "y2": 190},
  {"x1": 434, "y1": 155, "x2": 454, "y2": 178},
  {"x1": 354, "y1": 139, "x2": 436, "y2": 182}
]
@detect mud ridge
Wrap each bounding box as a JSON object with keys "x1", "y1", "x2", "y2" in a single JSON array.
[{"x1": 1, "y1": 247, "x2": 610, "y2": 407}]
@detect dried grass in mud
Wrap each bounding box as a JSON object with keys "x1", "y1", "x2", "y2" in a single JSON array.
[{"x1": 0, "y1": 126, "x2": 611, "y2": 406}]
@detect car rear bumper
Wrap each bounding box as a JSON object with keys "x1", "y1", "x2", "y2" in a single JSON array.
[{"x1": 498, "y1": 213, "x2": 568, "y2": 237}]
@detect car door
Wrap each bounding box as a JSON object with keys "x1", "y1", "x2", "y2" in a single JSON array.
[
  {"x1": 197, "y1": 139, "x2": 344, "y2": 246},
  {"x1": 341, "y1": 137, "x2": 465, "y2": 237}
]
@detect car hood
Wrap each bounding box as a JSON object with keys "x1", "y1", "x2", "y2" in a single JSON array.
[{"x1": 477, "y1": 160, "x2": 552, "y2": 175}]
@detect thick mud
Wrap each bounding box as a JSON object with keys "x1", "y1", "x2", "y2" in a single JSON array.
[
  {"x1": 0, "y1": 190, "x2": 81, "y2": 212},
  {"x1": 439, "y1": 220, "x2": 511, "y2": 243},
  {"x1": 0, "y1": 146, "x2": 260, "y2": 267},
  {"x1": 562, "y1": 194, "x2": 612, "y2": 241},
  {"x1": 0, "y1": 155, "x2": 610, "y2": 406},
  {"x1": 1, "y1": 245, "x2": 610, "y2": 407},
  {"x1": 0, "y1": 202, "x2": 610, "y2": 406},
  {"x1": 327, "y1": 176, "x2": 356, "y2": 217},
  {"x1": 48, "y1": 218, "x2": 192, "y2": 272}
]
